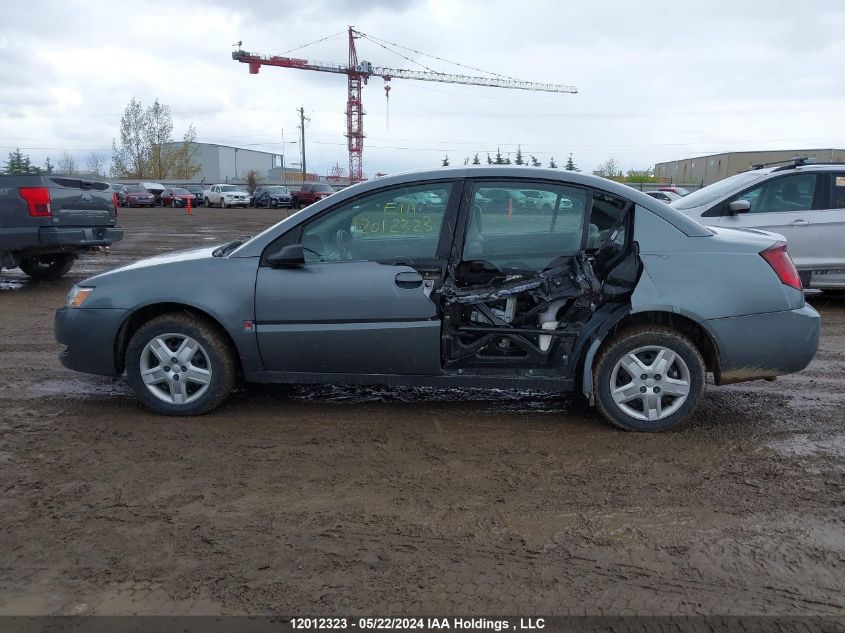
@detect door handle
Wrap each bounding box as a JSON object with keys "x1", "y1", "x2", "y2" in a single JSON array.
[
  {"x1": 395, "y1": 271, "x2": 424, "y2": 288},
  {"x1": 787, "y1": 219, "x2": 812, "y2": 226}
]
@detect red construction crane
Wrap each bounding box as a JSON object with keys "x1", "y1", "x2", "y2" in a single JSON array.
[{"x1": 232, "y1": 27, "x2": 577, "y2": 183}]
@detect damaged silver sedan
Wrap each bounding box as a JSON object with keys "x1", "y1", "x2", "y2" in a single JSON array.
[{"x1": 55, "y1": 167, "x2": 820, "y2": 431}]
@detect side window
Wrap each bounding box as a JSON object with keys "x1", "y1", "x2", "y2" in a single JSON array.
[
  {"x1": 731, "y1": 173, "x2": 817, "y2": 213},
  {"x1": 831, "y1": 174, "x2": 845, "y2": 209},
  {"x1": 300, "y1": 182, "x2": 452, "y2": 263},
  {"x1": 464, "y1": 181, "x2": 588, "y2": 272},
  {"x1": 588, "y1": 191, "x2": 628, "y2": 250}
]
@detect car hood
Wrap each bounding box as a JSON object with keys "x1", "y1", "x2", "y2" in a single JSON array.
[{"x1": 85, "y1": 246, "x2": 220, "y2": 283}]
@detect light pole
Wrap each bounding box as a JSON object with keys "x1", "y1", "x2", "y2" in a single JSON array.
[{"x1": 280, "y1": 128, "x2": 298, "y2": 189}]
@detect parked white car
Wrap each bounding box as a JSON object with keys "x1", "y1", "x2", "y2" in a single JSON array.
[
  {"x1": 203, "y1": 184, "x2": 250, "y2": 208},
  {"x1": 671, "y1": 160, "x2": 845, "y2": 289}
]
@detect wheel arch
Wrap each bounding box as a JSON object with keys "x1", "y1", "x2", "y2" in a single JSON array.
[
  {"x1": 580, "y1": 309, "x2": 721, "y2": 403},
  {"x1": 114, "y1": 302, "x2": 242, "y2": 375}
]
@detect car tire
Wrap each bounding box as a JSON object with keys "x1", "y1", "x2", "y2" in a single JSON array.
[
  {"x1": 125, "y1": 313, "x2": 237, "y2": 416},
  {"x1": 171, "y1": 200, "x2": 176, "y2": 208},
  {"x1": 221, "y1": 198, "x2": 227, "y2": 209},
  {"x1": 204, "y1": 198, "x2": 210, "y2": 207},
  {"x1": 18, "y1": 254, "x2": 75, "y2": 280},
  {"x1": 593, "y1": 325, "x2": 705, "y2": 432}
]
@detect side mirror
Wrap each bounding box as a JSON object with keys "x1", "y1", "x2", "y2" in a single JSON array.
[
  {"x1": 728, "y1": 200, "x2": 751, "y2": 215},
  {"x1": 267, "y1": 244, "x2": 306, "y2": 268}
]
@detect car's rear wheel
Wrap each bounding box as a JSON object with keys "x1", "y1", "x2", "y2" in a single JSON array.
[
  {"x1": 18, "y1": 254, "x2": 75, "y2": 280},
  {"x1": 125, "y1": 313, "x2": 236, "y2": 416},
  {"x1": 593, "y1": 326, "x2": 705, "y2": 432}
]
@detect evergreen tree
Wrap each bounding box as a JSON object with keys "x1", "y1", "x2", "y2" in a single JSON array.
[
  {"x1": 564, "y1": 153, "x2": 580, "y2": 172},
  {"x1": 486, "y1": 153, "x2": 493, "y2": 165},
  {"x1": 530, "y1": 155, "x2": 541, "y2": 167},
  {"x1": 494, "y1": 148, "x2": 505, "y2": 165},
  {"x1": 514, "y1": 146, "x2": 524, "y2": 166},
  {"x1": 548, "y1": 157, "x2": 558, "y2": 169},
  {"x1": 3, "y1": 148, "x2": 39, "y2": 174},
  {"x1": 441, "y1": 155, "x2": 450, "y2": 167},
  {"x1": 43, "y1": 156, "x2": 54, "y2": 174},
  {"x1": 472, "y1": 153, "x2": 480, "y2": 165}
]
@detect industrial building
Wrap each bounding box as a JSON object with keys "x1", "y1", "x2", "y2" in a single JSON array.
[
  {"x1": 161, "y1": 142, "x2": 304, "y2": 184},
  {"x1": 654, "y1": 148, "x2": 845, "y2": 186}
]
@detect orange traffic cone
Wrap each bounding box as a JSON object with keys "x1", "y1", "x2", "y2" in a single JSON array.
[{"x1": 187, "y1": 196, "x2": 192, "y2": 216}]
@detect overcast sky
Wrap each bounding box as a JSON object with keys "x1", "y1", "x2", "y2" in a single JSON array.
[{"x1": 2, "y1": 0, "x2": 845, "y2": 179}]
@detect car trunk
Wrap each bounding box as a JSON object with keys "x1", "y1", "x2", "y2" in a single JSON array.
[{"x1": 48, "y1": 177, "x2": 116, "y2": 227}]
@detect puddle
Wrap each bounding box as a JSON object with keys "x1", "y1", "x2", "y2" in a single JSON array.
[
  {"x1": 25, "y1": 378, "x2": 130, "y2": 399},
  {"x1": 768, "y1": 433, "x2": 845, "y2": 458},
  {"x1": 0, "y1": 279, "x2": 26, "y2": 291}
]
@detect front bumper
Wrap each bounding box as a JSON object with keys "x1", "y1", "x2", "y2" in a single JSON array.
[
  {"x1": 40, "y1": 226, "x2": 124, "y2": 247},
  {"x1": 704, "y1": 304, "x2": 820, "y2": 384},
  {"x1": 55, "y1": 307, "x2": 129, "y2": 376}
]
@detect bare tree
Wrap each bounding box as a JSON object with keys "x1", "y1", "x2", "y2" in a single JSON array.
[
  {"x1": 593, "y1": 157, "x2": 622, "y2": 179},
  {"x1": 172, "y1": 123, "x2": 201, "y2": 180},
  {"x1": 111, "y1": 98, "x2": 147, "y2": 178},
  {"x1": 86, "y1": 151, "x2": 107, "y2": 177},
  {"x1": 145, "y1": 99, "x2": 175, "y2": 179},
  {"x1": 56, "y1": 151, "x2": 78, "y2": 175}
]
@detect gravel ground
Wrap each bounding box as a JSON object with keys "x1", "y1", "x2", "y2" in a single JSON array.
[{"x1": 0, "y1": 206, "x2": 842, "y2": 616}]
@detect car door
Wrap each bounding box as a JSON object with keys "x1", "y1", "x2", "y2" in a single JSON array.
[
  {"x1": 718, "y1": 172, "x2": 823, "y2": 270},
  {"x1": 254, "y1": 180, "x2": 459, "y2": 375},
  {"x1": 811, "y1": 172, "x2": 845, "y2": 271}
]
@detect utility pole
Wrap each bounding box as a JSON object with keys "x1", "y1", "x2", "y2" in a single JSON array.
[{"x1": 298, "y1": 106, "x2": 307, "y2": 182}]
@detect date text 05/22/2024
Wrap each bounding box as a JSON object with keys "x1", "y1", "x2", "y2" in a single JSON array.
[{"x1": 290, "y1": 618, "x2": 546, "y2": 631}]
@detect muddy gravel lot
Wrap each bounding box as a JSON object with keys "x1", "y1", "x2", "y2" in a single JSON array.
[{"x1": 0, "y1": 206, "x2": 842, "y2": 616}]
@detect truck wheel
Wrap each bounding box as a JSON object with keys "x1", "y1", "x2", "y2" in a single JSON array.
[
  {"x1": 19, "y1": 254, "x2": 75, "y2": 280},
  {"x1": 125, "y1": 313, "x2": 236, "y2": 416},
  {"x1": 204, "y1": 198, "x2": 210, "y2": 207},
  {"x1": 593, "y1": 326, "x2": 705, "y2": 432}
]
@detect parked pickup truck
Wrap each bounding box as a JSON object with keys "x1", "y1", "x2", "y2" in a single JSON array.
[
  {"x1": 0, "y1": 174, "x2": 123, "y2": 280},
  {"x1": 291, "y1": 183, "x2": 335, "y2": 208},
  {"x1": 203, "y1": 184, "x2": 250, "y2": 208}
]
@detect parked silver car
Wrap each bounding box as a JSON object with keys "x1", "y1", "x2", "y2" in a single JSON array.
[
  {"x1": 671, "y1": 160, "x2": 845, "y2": 289},
  {"x1": 55, "y1": 167, "x2": 820, "y2": 431}
]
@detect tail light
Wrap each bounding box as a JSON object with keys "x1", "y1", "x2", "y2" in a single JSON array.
[
  {"x1": 19, "y1": 187, "x2": 52, "y2": 217},
  {"x1": 760, "y1": 241, "x2": 801, "y2": 290},
  {"x1": 112, "y1": 193, "x2": 119, "y2": 217}
]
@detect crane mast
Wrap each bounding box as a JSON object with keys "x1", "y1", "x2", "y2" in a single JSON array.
[{"x1": 232, "y1": 28, "x2": 577, "y2": 182}]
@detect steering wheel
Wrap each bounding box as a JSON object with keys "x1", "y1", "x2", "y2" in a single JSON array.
[{"x1": 335, "y1": 229, "x2": 354, "y2": 261}]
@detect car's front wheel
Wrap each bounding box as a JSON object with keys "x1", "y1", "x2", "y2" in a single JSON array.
[
  {"x1": 125, "y1": 313, "x2": 236, "y2": 415},
  {"x1": 593, "y1": 326, "x2": 705, "y2": 432},
  {"x1": 221, "y1": 198, "x2": 227, "y2": 209},
  {"x1": 18, "y1": 254, "x2": 75, "y2": 280}
]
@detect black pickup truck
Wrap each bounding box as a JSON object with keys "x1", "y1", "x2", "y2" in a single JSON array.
[{"x1": 0, "y1": 174, "x2": 123, "y2": 280}]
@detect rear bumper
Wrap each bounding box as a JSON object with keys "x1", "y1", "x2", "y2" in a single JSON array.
[
  {"x1": 704, "y1": 305, "x2": 820, "y2": 384},
  {"x1": 40, "y1": 226, "x2": 123, "y2": 247},
  {"x1": 55, "y1": 307, "x2": 128, "y2": 376},
  {"x1": 1, "y1": 226, "x2": 123, "y2": 254}
]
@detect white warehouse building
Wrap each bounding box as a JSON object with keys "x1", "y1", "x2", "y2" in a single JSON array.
[{"x1": 162, "y1": 142, "x2": 282, "y2": 184}]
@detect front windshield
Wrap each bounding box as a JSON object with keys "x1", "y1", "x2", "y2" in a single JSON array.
[
  {"x1": 672, "y1": 171, "x2": 767, "y2": 210},
  {"x1": 313, "y1": 184, "x2": 334, "y2": 192},
  {"x1": 267, "y1": 187, "x2": 288, "y2": 193},
  {"x1": 220, "y1": 185, "x2": 239, "y2": 192},
  {"x1": 127, "y1": 187, "x2": 146, "y2": 193},
  {"x1": 171, "y1": 188, "x2": 189, "y2": 195}
]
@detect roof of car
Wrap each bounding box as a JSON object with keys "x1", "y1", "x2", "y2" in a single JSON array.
[{"x1": 231, "y1": 167, "x2": 712, "y2": 257}]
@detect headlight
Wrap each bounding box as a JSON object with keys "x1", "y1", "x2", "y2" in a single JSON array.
[{"x1": 67, "y1": 286, "x2": 94, "y2": 308}]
